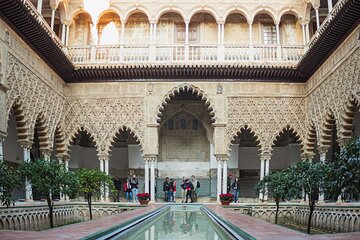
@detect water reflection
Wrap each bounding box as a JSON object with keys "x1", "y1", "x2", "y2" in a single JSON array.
[{"x1": 129, "y1": 209, "x2": 227, "y2": 240}]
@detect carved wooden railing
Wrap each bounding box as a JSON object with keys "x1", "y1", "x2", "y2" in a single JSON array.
[{"x1": 68, "y1": 44, "x2": 305, "y2": 65}]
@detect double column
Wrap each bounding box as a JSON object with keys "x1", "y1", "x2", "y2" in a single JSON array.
[
  {"x1": 58, "y1": 155, "x2": 70, "y2": 201},
  {"x1": 20, "y1": 141, "x2": 33, "y2": 201},
  {"x1": 99, "y1": 155, "x2": 110, "y2": 202},
  {"x1": 144, "y1": 156, "x2": 157, "y2": 203},
  {"x1": 259, "y1": 154, "x2": 270, "y2": 201},
  {"x1": 215, "y1": 156, "x2": 229, "y2": 202}
]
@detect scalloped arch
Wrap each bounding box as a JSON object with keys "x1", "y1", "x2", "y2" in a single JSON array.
[
  {"x1": 30, "y1": 111, "x2": 51, "y2": 151},
  {"x1": 227, "y1": 124, "x2": 262, "y2": 155},
  {"x1": 105, "y1": 125, "x2": 144, "y2": 154},
  {"x1": 269, "y1": 124, "x2": 305, "y2": 153},
  {"x1": 64, "y1": 125, "x2": 99, "y2": 157},
  {"x1": 155, "y1": 83, "x2": 217, "y2": 123},
  {"x1": 6, "y1": 97, "x2": 30, "y2": 142}
]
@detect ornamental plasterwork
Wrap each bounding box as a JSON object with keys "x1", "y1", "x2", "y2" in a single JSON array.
[
  {"x1": 4, "y1": 53, "x2": 67, "y2": 148},
  {"x1": 306, "y1": 48, "x2": 360, "y2": 149},
  {"x1": 227, "y1": 96, "x2": 307, "y2": 155},
  {"x1": 62, "y1": 97, "x2": 145, "y2": 157}
]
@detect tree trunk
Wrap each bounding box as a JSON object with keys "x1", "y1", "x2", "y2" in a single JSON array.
[
  {"x1": 275, "y1": 200, "x2": 279, "y2": 224},
  {"x1": 307, "y1": 196, "x2": 315, "y2": 234},
  {"x1": 87, "y1": 194, "x2": 93, "y2": 220},
  {"x1": 47, "y1": 195, "x2": 54, "y2": 228}
]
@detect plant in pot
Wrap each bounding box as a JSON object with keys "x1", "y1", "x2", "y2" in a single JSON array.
[
  {"x1": 137, "y1": 193, "x2": 150, "y2": 205},
  {"x1": 219, "y1": 193, "x2": 234, "y2": 205}
]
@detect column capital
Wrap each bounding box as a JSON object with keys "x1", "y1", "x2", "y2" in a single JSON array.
[
  {"x1": 215, "y1": 154, "x2": 229, "y2": 162},
  {"x1": 98, "y1": 152, "x2": 109, "y2": 161},
  {"x1": 61, "y1": 20, "x2": 72, "y2": 26},
  {"x1": 211, "y1": 123, "x2": 226, "y2": 127},
  {"x1": 337, "y1": 137, "x2": 350, "y2": 148},
  {"x1": 247, "y1": 20, "x2": 253, "y2": 25},
  {"x1": 19, "y1": 140, "x2": 33, "y2": 149},
  {"x1": 41, "y1": 148, "x2": 53, "y2": 158},
  {"x1": 259, "y1": 153, "x2": 271, "y2": 161},
  {"x1": 318, "y1": 146, "x2": 329, "y2": 155},
  {"x1": 300, "y1": 152, "x2": 315, "y2": 161},
  {"x1": 143, "y1": 154, "x2": 157, "y2": 162}
]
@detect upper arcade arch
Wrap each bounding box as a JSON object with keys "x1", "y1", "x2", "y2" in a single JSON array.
[
  {"x1": 155, "y1": 7, "x2": 186, "y2": 23},
  {"x1": 223, "y1": 7, "x2": 251, "y2": 24},
  {"x1": 67, "y1": 9, "x2": 93, "y2": 24},
  {"x1": 156, "y1": 83, "x2": 217, "y2": 123},
  {"x1": 124, "y1": 6, "x2": 151, "y2": 23},
  {"x1": 278, "y1": 7, "x2": 302, "y2": 22},
  {"x1": 251, "y1": 7, "x2": 277, "y2": 23},
  {"x1": 189, "y1": 6, "x2": 220, "y2": 23}
]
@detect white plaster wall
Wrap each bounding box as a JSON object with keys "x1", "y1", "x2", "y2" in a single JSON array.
[
  {"x1": 68, "y1": 145, "x2": 98, "y2": 170},
  {"x1": 128, "y1": 144, "x2": 144, "y2": 169}
]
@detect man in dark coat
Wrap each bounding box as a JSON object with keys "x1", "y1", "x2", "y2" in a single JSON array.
[{"x1": 113, "y1": 176, "x2": 122, "y2": 202}]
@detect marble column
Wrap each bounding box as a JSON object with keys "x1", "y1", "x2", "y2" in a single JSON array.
[
  {"x1": 185, "y1": 22, "x2": 189, "y2": 61},
  {"x1": 301, "y1": 23, "x2": 306, "y2": 45},
  {"x1": 327, "y1": 0, "x2": 333, "y2": 13},
  {"x1": 222, "y1": 160, "x2": 228, "y2": 194},
  {"x1": 99, "y1": 159, "x2": 104, "y2": 201},
  {"x1": 150, "y1": 159, "x2": 156, "y2": 202},
  {"x1": 216, "y1": 159, "x2": 222, "y2": 201},
  {"x1": 0, "y1": 138, "x2": 4, "y2": 162},
  {"x1": 21, "y1": 142, "x2": 33, "y2": 201},
  {"x1": 315, "y1": 8, "x2": 320, "y2": 30},
  {"x1": 259, "y1": 158, "x2": 265, "y2": 200},
  {"x1": 65, "y1": 25, "x2": 70, "y2": 46},
  {"x1": 305, "y1": 23, "x2": 310, "y2": 43},
  {"x1": 50, "y1": 8, "x2": 56, "y2": 30},
  {"x1": 104, "y1": 159, "x2": 109, "y2": 201},
  {"x1": 37, "y1": 0, "x2": 43, "y2": 14},
  {"x1": 144, "y1": 160, "x2": 149, "y2": 193},
  {"x1": 61, "y1": 23, "x2": 66, "y2": 44},
  {"x1": 264, "y1": 158, "x2": 270, "y2": 201},
  {"x1": 248, "y1": 21, "x2": 253, "y2": 60}
]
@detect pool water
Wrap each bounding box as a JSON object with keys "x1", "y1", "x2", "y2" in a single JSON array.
[{"x1": 113, "y1": 205, "x2": 235, "y2": 240}]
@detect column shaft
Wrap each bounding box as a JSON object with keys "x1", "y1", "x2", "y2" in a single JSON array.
[
  {"x1": 315, "y1": 8, "x2": 320, "y2": 30},
  {"x1": 121, "y1": 23, "x2": 125, "y2": 44},
  {"x1": 222, "y1": 160, "x2": 227, "y2": 194},
  {"x1": 99, "y1": 159, "x2": 104, "y2": 201},
  {"x1": 275, "y1": 23, "x2": 280, "y2": 45},
  {"x1": 150, "y1": 160, "x2": 155, "y2": 202},
  {"x1": 0, "y1": 140, "x2": 3, "y2": 162},
  {"x1": 50, "y1": 9, "x2": 56, "y2": 30},
  {"x1": 221, "y1": 23, "x2": 225, "y2": 44},
  {"x1": 259, "y1": 159, "x2": 265, "y2": 200},
  {"x1": 327, "y1": 0, "x2": 333, "y2": 13},
  {"x1": 61, "y1": 24, "x2": 66, "y2": 43},
  {"x1": 305, "y1": 23, "x2": 310, "y2": 43},
  {"x1": 149, "y1": 23, "x2": 153, "y2": 44},
  {"x1": 216, "y1": 160, "x2": 222, "y2": 201},
  {"x1": 153, "y1": 23, "x2": 157, "y2": 44},
  {"x1": 145, "y1": 161, "x2": 149, "y2": 193},
  {"x1": 37, "y1": 0, "x2": 43, "y2": 14},
  {"x1": 23, "y1": 147, "x2": 32, "y2": 201},
  {"x1": 65, "y1": 25, "x2": 70, "y2": 46},
  {"x1": 301, "y1": 24, "x2": 306, "y2": 45},
  {"x1": 104, "y1": 159, "x2": 109, "y2": 201}
]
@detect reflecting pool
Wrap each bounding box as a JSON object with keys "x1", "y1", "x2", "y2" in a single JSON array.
[{"x1": 112, "y1": 205, "x2": 237, "y2": 240}]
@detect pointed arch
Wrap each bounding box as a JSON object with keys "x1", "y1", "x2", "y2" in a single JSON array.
[
  {"x1": 106, "y1": 125, "x2": 144, "y2": 154},
  {"x1": 270, "y1": 124, "x2": 305, "y2": 154},
  {"x1": 31, "y1": 112, "x2": 51, "y2": 151},
  {"x1": 6, "y1": 97, "x2": 29, "y2": 142},
  {"x1": 319, "y1": 109, "x2": 338, "y2": 149},
  {"x1": 65, "y1": 126, "x2": 99, "y2": 157},
  {"x1": 340, "y1": 95, "x2": 360, "y2": 141},
  {"x1": 156, "y1": 83, "x2": 217, "y2": 123},
  {"x1": 228, "y1": 124, "x2": 261, "y2": 155}
]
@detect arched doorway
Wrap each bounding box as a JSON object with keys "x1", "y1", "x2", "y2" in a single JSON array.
[{"x1": 157, "y1": 87, "x2": 214, "y2": 201}]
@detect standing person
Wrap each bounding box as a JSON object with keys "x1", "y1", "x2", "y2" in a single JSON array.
[
  {"x1": 163, "y1": 177, "x2": 170, "y2": 202},
  {"x1": 168, "y1": 179, "x2": 174, "y2": 202},
  {"x1": 130, "y1": 175, "x2": 139, "y2": 202},
  {"x1": 185, "y1": 179, "x2": 194, "y2": 203},
  {"x1": 232, "y1": 177, "x2": 240, "y2": 203},
  {"x1": 173, "y1": 179, "x2": 177, "y2": 202},
  {"x1": 191, "y1": 175, "x2": 199, "y2": 202},
  {"x1": 227, "y1": 175, "x2": 232, "y2": 193},
  {"x1": 124, "y1": 178, "x2": 132, "y2": 202},
  {"x1": 181, "y1": 176, "x2": 187, "y2": 203},
  {"x1": 113, "y1": 176, "x2": 122, "y2": 202}
]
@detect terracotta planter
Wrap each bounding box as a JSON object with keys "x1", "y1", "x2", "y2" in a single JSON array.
[
  {"x1": 221, "y1": 200, "x2": 231, "y2": 206},
  {"x1": 139, "y1": 199, "x2": 150, "y2": 205}
]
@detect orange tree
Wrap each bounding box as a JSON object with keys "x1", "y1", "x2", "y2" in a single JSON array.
[
  {"x1": 0, "y1": 161, "x2": 21, "y2": 207},
  {"x1": 76, "y1": 168, "x2": 114, "y2": 220},
  {"x1": 19, "y1": 158, "x2": 79, "y2": 228}
]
